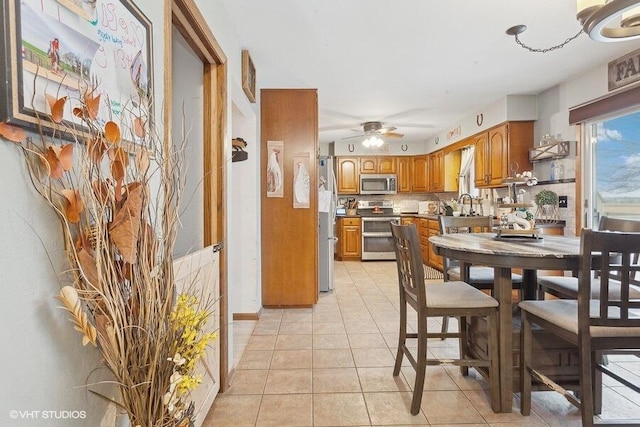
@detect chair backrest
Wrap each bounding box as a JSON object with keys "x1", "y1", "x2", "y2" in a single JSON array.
[
  {"x1": 390, "y1": 223, "x2": 426, "y2": 307},
  {"x1": 439, "y1": 215, "x2": 493, "y2": 235},
  {"x1": 598, "y1": 216, "x2": 640, "y2": 282},
  {"x1": 438, "y1": 216, "x2": 493, "y2": 280},
  {"x1": 578, "y1": 229, "x2": 640, "y2": 330}
]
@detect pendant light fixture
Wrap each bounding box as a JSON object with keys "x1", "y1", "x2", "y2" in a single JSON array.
[{"x1": 507, "y1": 0, "x2": 640, "y2": 53}]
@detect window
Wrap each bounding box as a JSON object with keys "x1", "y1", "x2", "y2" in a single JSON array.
[{"x1": 584, "y1": 109, "x2": 640, "y2": 227}]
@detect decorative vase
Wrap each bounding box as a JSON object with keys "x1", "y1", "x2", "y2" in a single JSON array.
[
  {"x1": 115, "y1": 410, "x2": 130, "y2": 427},
  {"x1": 535, "y1": 204, "x2": 559, "y2": 224}
]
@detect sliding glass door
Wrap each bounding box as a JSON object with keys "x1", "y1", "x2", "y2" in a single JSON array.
[{"x1": 584, "y1": 109, "x2": 640, "y2": 228}]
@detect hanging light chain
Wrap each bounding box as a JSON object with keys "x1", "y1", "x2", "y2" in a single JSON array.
[{"x1": 514, "y1": 29, "x2": 584, "y2": 53}]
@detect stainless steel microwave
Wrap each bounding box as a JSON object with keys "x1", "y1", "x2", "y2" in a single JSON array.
[{"x1": 360, "y1": 174, "x2": 397, "y2": 195}]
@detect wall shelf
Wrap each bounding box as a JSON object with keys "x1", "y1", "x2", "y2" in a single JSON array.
[{"x1": 529, "y1": 141, "x2": 570, "y2": 162}]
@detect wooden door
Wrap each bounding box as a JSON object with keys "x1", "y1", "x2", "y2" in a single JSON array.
[
  {"x1": 360, "y1": 157, "x2": 378, "y2": 174},
  {"x1": 488, "y1": 124, "x2": 508, "y2": 185},
  {"x1": 261, "y1": 89, "x2": 318, "y2": 307},
  {"x1": 378, "y1": 157, "x2": 396, "y2": 174},
  {"x1": 336, "y1": 157, "x2": 359, "y2": 194},
  {"x1": 473, "y1": 132, "x2": 489, "y2": 187},
  {"x1": 413, "y1": 155, "x2": 430, "y2": 192},
  {"x1": 397, "y1": 157, "x2": 413, "y2": 192}
]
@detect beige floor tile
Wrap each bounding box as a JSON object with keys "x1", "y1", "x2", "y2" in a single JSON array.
[
  {"x1": 237, "y1": 350, "x2": 273, "y2": 370},
  {"x1": 313, "y1": 392, "x2": 370, "y2": 426},
  {"x1": 402, "y1": 366, "x2": 463, "y2": 391},
  {"x1": 313, "y1": 321, "x2": 346, "y2": 335},
  {"x1": 245, "y1": 335, "x2": 277, "y2": 351},
  {"x1": 464, "y1": 389, "x2": 546, "y2": 425},
  {"x1": 420, "y1": 390, "x2": 485, "y2": 425},
  {"x1": 278, "y1": 321, "x2": 313, "y2": 335},
  {"x1": 259, "y1": 309, "x2": 283, "y2": 322},
  {"x1": 357, "y1": 367, "x2": 410, "y2": 392},
  {"x1": 313, "y1": 349, "x2": 355, "y2": 368},
  {"x1": 344, "y1": 320, "x2": 381, "y2": 334},
  {"x1": 364, "y1": 391, "x2": 428, "y2": 425},
  {"x1": 275, "y1": 333, "x2": 312, "y2": 350},
  {"x1": 281, "y1": 310, "x2": 313, "y2": 323},
  {"x1": 256, "y1": 394, "x2": 313, "y2": 427},
  {"x1": 313, "y1": 311, "x2": 342, "y2": 322},
  {"x1": 227, "y1": 369, "x2": 268, "y2": 395},
  {"x1": 348, "y1": 333, "x2": 388, "y2": 349},
  {"x1": 313, "y1": 367, "x2": 362, "y2": 393},
  {"x1": 352, "y1": 347, "x2": 395, "y2": 367},
  {"x1": 270, "y1": 349, "x2": 313, "y2": 369},
  {"x1": 203, "y1": 394, "x2": 261, "y2": 427},
  {"x1": 313, "y1": 333, "x2": 350, "y2": 349},
  {"x1": 264, "y1": 369, "x2": 312, "y2": 394},
  {"x1": 253, "y1": 321, "x2": 280, "y2": 335}
]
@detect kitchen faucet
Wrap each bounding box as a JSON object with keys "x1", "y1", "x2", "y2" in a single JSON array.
[{"x1": 458, "y1": 193, "x2": 474, "y2": 216}]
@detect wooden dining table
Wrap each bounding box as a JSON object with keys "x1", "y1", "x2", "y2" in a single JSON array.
[{"x1": 429, "y1": 232, "x2": 581, "y2": 412}]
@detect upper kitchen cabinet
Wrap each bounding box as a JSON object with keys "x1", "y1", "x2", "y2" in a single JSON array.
[
  {"x1": 360, "y1": 156, "x2": 396, "y2": 174},
  {"x1": 413, "y1": 154, "x2": 430, "y2": 192},
  {"x1": 473, "y1": 122, "x2": 533, "y2": 187},
  {"x1": 397, "y1": 156, "x2": 413, "y2": 193},
  {"x1": 336, "y1": 157, "x2": 359, "y2": 194},
  {"x1": 429, "y1": 151, "x2": 444, "y2": 192}
]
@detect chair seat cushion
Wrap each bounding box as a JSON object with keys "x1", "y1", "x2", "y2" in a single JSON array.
[
  {"x1": 447, "y1": 266, "x2": 523, "y2": 284},
  {"x1": 426, "y1": 280, "x2": 498, "y2": 309},
  {"x1": 538, "y1": 276, "x2": 640, "y2": 300},
  {"x1": 518, "y1": 299, "x2": 640, "y2": 338}
]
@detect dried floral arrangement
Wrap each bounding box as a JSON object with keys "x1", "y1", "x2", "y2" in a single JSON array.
[{"x1": 0, "y1": 87, "x2": 216, "y2": 427}]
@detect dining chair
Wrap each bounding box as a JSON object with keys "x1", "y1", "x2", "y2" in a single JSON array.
[
  {"x1": 390, "y1": 223, "x2": 500, "y2": 415},
  {"x1": 519, "y1": 229, "x2": 640, "y2": 427},
  {"x1": 537, "y1": 216, "x2": 640, "y2": 300},
  {"x1": 438, "y1": 215, "x2": 523, "y2": 335}
]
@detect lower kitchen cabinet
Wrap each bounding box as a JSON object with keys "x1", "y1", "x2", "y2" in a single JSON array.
[
  {"x1": 336, "y1": 217, "x2": 361, "y2": 261},
  {"x1": 417, "y1": 217, "x2": 443, "y2": 271},
  {"x1": 427, "y1": 219, "x2": 443, "y2": 271}
]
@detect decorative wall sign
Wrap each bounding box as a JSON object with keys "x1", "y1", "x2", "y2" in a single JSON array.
[
  {"x1": 266, "y1": 140, "x2": 284, "y2": 197},
  {"x1": 0, "y1": 0, "x2": 153, "y2": 141},
  {"x1": 292, "y1": 152, "x2": 310, "y2": 209},
  {"x1": 447, "y1": 125, "x2": 461, "y2": 140},
  {"x1": 242, "y1": 50, "x2": 256, "y2": 103},
  {"x1": 608, "y1": 48, "x2": 640, "y2": 91}
]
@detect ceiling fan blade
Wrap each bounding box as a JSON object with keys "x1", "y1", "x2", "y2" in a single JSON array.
[
  {"x1": 384, "y1": 132, "x2": 404, "y2": 138},
  {"x1": 341, "y1": 133, "x2": 366, "y2": 140},
  {"x1": 319, "y1": 123, "x2": 361, "y2": 132},
  {"x1": 378, "y1": 126, "x2": 397, "y2": 134}
]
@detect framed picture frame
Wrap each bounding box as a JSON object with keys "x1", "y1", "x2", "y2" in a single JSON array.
[
  {"x1": 242, "y1": 50, "x2": 256, "y2": 103},
  {"x1": 0, "y1": 0, "x2": 154, "y2": 143}
]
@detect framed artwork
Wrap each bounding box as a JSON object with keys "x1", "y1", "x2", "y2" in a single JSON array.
[
  {"x1": 292, "y1": 152, "x2": 310, "y2": 209},
  {"x1": 0, "y1": 0, "x2": 153, "y2": 143},
  {"x1": 266, "y1": 140, "x2": 283, "y2": 197},
  {"x1": 242, "y1": 50, "x2": 256, "y2": 103}
]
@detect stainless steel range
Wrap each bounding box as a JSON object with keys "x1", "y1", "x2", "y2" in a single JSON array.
[{"x1": 357, "y1": 200, "x2": 401, "y2": 261}]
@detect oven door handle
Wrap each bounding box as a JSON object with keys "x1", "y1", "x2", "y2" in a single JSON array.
[{"x1": 362, "y1": 232, "x2": 393, "y2": 238}]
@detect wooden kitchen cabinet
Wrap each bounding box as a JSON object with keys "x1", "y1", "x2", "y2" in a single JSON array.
[
  {"x1": 418, "y1": 218, "x2": 430, "y2": 265},
  {"x1": 413, "y1": 155, "x2": 430, "y2": 192},
  {"x1": 429, "y1": 151, "x2": 444, "y2": 192},
  {"x1": 474, "y1": 122, "x2": 534, "y2": 187},
  {"x1": 360, "y1": 156, "x2": 396, "y2": 174},
  {"x1": 336, "y1": 217, "x2": 361, "y2": 261},
  {"x1": 397, "y1": 156, "x2": 413, "y2": 192},
  {"x1": 401, "y1": 216, "x2": 416, "y2": 226},
  {"x1": 427, "y1": 219, "x2": 443, "y2": 271},
  {"x1": 336, "y1": 157, "x2": 359, "y2": 194}
]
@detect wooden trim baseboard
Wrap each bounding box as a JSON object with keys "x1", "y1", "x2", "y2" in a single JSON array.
[{"x1": 233, "y1": 312, "x2": 261, "y2": 321}]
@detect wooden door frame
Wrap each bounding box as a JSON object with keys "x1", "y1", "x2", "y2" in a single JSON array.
[{"x1": 164, "y1": 0, "x2": 229, "y2": 390}]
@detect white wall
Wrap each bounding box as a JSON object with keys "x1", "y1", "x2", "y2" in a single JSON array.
[{"x1": 0, "y1": 1, "x2": 165, "y2": 425}]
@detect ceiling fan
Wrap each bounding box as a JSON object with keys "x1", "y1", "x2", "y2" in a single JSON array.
[{"x1": 342, "y1": 121, "x2": 404, "y2": 140}]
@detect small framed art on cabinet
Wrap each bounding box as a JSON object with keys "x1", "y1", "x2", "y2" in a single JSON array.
[{"x1": 242, "y1": 50, "x2": 256, "y2": 103}]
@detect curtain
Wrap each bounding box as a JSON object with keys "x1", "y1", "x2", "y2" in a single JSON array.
[{"x1": 459, "y1": 145, "x2": 475, "y2": 196}]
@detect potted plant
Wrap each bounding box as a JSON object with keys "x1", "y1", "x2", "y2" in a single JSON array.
[{"x1": 534, "y1": 189, "x2": 559, "y2": 223}]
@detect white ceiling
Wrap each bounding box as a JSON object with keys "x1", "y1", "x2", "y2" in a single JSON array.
[{"x1": 220, "y1": 0, "x2": 640, "y2": 144}]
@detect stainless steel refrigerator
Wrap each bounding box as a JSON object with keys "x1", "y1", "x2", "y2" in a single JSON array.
[{"x1": 318, "y1": 156, "x2": 337, "y2": 292}]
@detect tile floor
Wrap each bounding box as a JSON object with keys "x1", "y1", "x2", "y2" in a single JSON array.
[{"x1": 204, "y1": 261, "x2": 640, "y2": 426}]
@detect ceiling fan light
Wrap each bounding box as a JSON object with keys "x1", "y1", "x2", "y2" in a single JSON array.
[
  {"x1": 621, "y1": 5, "x2": 640, "y2": 26},
  {"x1": 581, "y1": 0, "x2": 640, "y2": 41},
  {"x1": 577, "y1": 0, "x2": 606, "y2": 23},
  {"x1": 362, "y1": 135, "x2": 384, "y2": 148}
]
